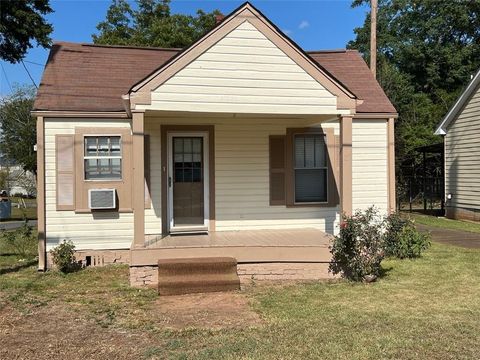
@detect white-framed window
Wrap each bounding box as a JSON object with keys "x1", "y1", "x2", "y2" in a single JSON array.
[
  {"x1": 84, "y1": 136, "x2": 122, "y2": 180},
  {"x1": 294, "y1": 134, "x2": 328, "y2": 203}
]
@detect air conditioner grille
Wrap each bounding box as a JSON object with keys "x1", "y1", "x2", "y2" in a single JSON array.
[{"x1": 89, "y1": 189, "x2": 116, "y2": 209}]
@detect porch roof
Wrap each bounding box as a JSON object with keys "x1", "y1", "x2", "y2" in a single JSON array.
[{"x1": 34, "y1": 43, "x2": 395, "y2": 114}]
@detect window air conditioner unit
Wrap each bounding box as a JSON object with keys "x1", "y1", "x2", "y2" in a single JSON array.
[{"x1": 88, "y1": 189, "x2": 116, "y2": 210}]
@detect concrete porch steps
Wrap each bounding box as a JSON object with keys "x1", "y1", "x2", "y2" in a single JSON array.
[{"x1": 157, "y1": 257, "x2": 240, "y2": 296}]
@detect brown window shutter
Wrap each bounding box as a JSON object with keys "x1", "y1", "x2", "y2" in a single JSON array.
[
  {"x1": 56, "y1": 135, "x2": 75, "y2": 210},
  {"x1": 269, "y1": 135, "x2": 286, "y2": 205},
  {"x1": 333, "y1": 135, "x2": 340, "y2": 205},
  {"x1": 144, "y1": 134, "x2": 151, "y2": 209}
]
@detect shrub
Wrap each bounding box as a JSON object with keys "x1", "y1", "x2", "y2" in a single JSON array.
[
  {"x1": 50, "y1": 240, "x2": 81, "y2": 273},
  {"x1": 0, "y1": 224, "x2": 37, "y2": 258},
  {"x1": 384, "y1": 212, "x2": 431, "y2": 258},
  {"x1": 329, "y1": 207, "x2": 385, "y2": 282}
]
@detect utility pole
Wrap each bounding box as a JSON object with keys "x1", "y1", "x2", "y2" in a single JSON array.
[{"x1": 370, "y1": 0, "x2": 378, "y2": 78}]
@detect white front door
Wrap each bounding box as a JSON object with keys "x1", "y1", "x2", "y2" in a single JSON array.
[{"x1": 167, "y1": 132, "x2": 209, "y2": 233}]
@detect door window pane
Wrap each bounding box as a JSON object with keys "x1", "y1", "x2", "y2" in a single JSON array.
[
  {"x1": 173, "y1": 137, "x2": 203, "y2": 183},
  {"x1": 184, "y1": 138, "x2": 192, "y2": 153}
]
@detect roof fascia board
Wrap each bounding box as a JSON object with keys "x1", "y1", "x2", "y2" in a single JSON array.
[
  {"x1": 435, "y1": 69, "x2": 480, "y2": 135},
  {"x1": 31, "y1": 111, "x2": 130, "y2": 119},
  {"x1": 354, "y1": 113, "x2": 398, "y2": 119}
]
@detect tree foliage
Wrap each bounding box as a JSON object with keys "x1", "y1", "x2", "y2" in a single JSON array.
[
  {"x1": 0, "y1": 86, "x2": 37, "y2": 176},
  {"x1": 92, "y1": 0, "x2": 221, "y2": 48},
  {"x1": 348, "y1": 0, "x2": 480, "y2": 196},
  {"x1": 0, "y1": 0, "x2": 53, "y2": 63}
]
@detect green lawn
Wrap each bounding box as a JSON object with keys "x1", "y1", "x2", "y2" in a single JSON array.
[
  {"x1": 410, "y1": 212, "x2": 480, "y2": 234},
  {"x1": 1, "y1": 243, "x2": 479, "y2": 359}
]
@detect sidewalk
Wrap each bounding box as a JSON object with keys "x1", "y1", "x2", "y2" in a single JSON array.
[
  {"x1": 417, "y1": 224, "x2": 480, "y2": 249},
  {"x1": 0, "y1": 220, "x2": 38, "y2": 231}
]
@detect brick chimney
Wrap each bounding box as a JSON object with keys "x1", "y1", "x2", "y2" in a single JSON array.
[{"x1": 215, "y1": 13, "x2": 225, "y2": 25}]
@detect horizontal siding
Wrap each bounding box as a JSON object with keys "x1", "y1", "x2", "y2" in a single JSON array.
[
  {"x1": 45, "y1": 116, "x2": 390, "y2": 250},
  {"x1": 44, "y1": 118, "x2": 134, "y2": 251},
  {"x1": 445, "y1": 85, "x2": 480, "y2": 210},
  {"x1": 144, "y1": 121, "x2": 162, "y2": 234},
  {"x1": 352, "y1": 120, "x2": 388, "y2": 213},
  {"x1": 145, "y1": 116, "x2": 341, "y2": 235},
  {"x1": 142, "y1": 21, "x2": 337, "y2": 114}
]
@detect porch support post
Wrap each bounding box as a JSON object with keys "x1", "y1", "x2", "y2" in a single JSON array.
[
  {"x1": 387, "y1": 117, "x2": 396, "y2": 213},
  {"x1": 36, "y1": 116, "x2": 46, "y2": 271},
  {"x1": 340, "y1": 115, "x2": 353, "y2": 217},
  {"x1": 132, "y1": 111, "x2": 145, "y2": 248}
]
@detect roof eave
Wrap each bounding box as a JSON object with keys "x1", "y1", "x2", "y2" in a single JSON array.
[{"x1": 435, "y1": 68, "x2": 480, "y2": 135}]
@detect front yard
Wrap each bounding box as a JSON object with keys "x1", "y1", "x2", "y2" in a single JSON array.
[
  {"x1": 1, "y1": 243, "x2": 479, "y2": 359},
  {"x1": 411, "y1": 212, "x2": 480, "y2": 234}
]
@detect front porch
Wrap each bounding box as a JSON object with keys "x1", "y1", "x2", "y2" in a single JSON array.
[
  {"x1": 129, "y1": 228, "x2": 334, "y2": 287},
  {"x1": 132, "y1": 228, "x2": 333, "y2": 266}
]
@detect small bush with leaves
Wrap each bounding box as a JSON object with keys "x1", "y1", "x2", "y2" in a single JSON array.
[
  {"x1": 329, "y1": 207, "x2": 385, "y2": 282},
  {"x1": 384, "y1": 212, "x2": 431, "y2": 259},
  {"x1": 50, "y1": 240, "x2": 81, "y2": 273},
  {"x1": 0, "y1": 223, "x2": 37, "y2": 258}
]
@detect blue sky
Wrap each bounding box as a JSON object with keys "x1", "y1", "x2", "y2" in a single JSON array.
[{"x1": 0, "y1": 0, "x2": 369, "y2": 97}]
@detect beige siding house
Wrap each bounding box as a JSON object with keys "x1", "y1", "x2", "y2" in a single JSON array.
[
  {"x1": 436, "y1": 69, "x2": 480, "y2": 221},
  {"x1": 33, "y1": 3, "x2": 397, "y2": 286}
]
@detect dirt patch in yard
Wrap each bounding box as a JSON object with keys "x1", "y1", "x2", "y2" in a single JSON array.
[
  {"x1": 0, "y1": 290, "x2": 262, "y2": 359},
  {"x1": 153, "y1": 291, "x2": 263, "y2": 329},
  {"x1": 0, "y1": 304, "x2": 151, "y2": 360}
]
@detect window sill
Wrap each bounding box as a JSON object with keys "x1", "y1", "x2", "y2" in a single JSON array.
[
  {"x1": 286, "y1": 202, "x2": 336, "y2": 208},
  {"x1": 75, "y1": 208, "x2": 133, "y2": 214},
  {"x1": 83, "y1": 179, "x2": 124, "y2": 183}
]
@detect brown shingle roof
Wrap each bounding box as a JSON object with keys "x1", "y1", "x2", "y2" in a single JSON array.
[
  {"x1": 34, "y1": 42, "x2": 396, "y2": 114},
  {"x1": 34, "y1": 42, "x2": 179, "y2": 112},
  {"x1": 309, "y1": 50, "x2": 396, "y2": 113}
]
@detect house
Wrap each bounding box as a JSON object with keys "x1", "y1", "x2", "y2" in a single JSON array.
[
  {"x1": 0, "y1": 161, "x2": 36, "y2": 197},
  {"x1": 33, "y1": 2, "x2": 397, "y2": 286},
  {"x1": 435, "y1": 68, "x2": 480, "y2": 221}
]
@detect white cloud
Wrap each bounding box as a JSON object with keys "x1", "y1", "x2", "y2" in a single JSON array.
[
  {"x1": 298, "y1": 20, "x2": 310, "y2": 30},
  {"x1": 283, "y1": 29, "x2": 293, "y2": 36}
]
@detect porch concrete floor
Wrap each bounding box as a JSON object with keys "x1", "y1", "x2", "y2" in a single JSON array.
[
  {"x1": 132, "y1": 229, "x2": 333, "y2": 266},
  {"x1": 145, "y1": 229, "x2": 332, "y2": 249}
]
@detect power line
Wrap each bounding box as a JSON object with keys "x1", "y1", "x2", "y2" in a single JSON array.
[
  {"x1": 1, "y1": 63, "x2": 13, "y2": 93},
  {"x1": 23, "y1": 60, "x2": 44, "y2": 67},
  {"x1": 20, "y1": 60, "x2": 38, "y2": 89}
]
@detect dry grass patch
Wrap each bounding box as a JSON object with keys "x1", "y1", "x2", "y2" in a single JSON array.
[{"x1": 0, "y1": 243, "x2": 479, "y2": 359}]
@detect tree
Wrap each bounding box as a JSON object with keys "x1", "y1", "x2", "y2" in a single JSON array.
[
  {"x1": 348, "y1": 0, "x2": 480, "y2": 201},
  {"x1": 350, "y1": 0, "x2": 480, "y2": 94},
  {"x1": 92, "y1": 0, "x2": 221, "y2": 48},
  {"x1": 0, "y1": 86, "x2": 37, "y2": 176},
  {"x1": 0, "y1": 0, "x2": 53, "y2": 63}
]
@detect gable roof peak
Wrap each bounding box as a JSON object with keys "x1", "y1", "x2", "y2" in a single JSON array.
[
  {"x1": 128, "y1": 0, "x2": 357, "y2": 105},
  {"x1": 435, "y1": 68, "x2": 480, "y2": 135}
]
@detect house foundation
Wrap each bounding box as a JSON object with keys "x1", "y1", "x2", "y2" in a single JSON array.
[{"x1": 129, "y1": 262, "x2": 335, "y2": 288}]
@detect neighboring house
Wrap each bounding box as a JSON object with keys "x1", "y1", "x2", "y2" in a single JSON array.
[
  {"x1": 435, "y1": 69, "x2": 480, "y2": 221},
  {"x1": 33, "y1": 3, "x2": 397, "y2": 286},
  {"x1": 0, "y1": 161, "x2": 36, "y2": 197}
]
